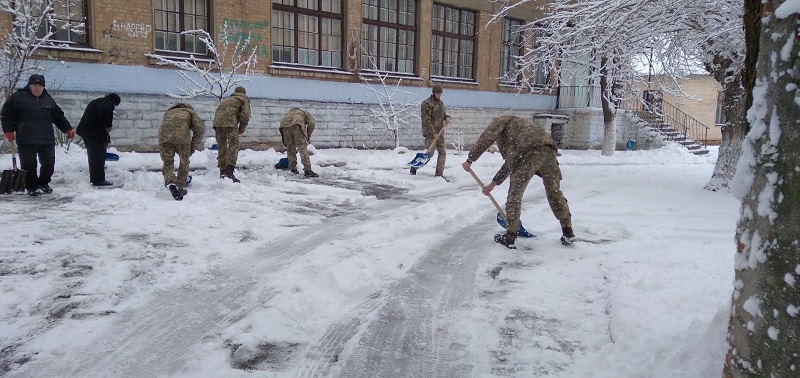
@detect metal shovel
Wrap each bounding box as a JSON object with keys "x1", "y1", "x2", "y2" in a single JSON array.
[{"x1": 1, "y1": 142, "x2": 26, "y2": 194}]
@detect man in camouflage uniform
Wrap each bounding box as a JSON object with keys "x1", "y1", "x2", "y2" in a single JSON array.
[
  {"x1": 158, "y1": 103, "x2": 205, "y2": 201},
  {"x1": 214, "y1": 86, "x2": 251, "y2": 183},
  {"x1": 462, "y1": 115, "x2": 576, "y2": 249},
  {"x1": 412, "y1": 84, "x2": 450, "y2": 177},
  {"x1": 279, "y1": 108, "x2": 318, "y2": 177}
]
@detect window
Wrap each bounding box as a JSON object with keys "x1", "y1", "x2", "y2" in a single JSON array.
[
  {"x1": 272, "y1": 0, "x2": 344, "y2": 68},
  {"x1": 430, "y1": 3, "x2": 475, "y2": 80},
  {"x1": 500, "y1": 17, "x2": 523, "y2": 83},
  {"x1": 530, "y1": 29, "x2": 549, "y2": 87},
  {"x1": 715, "y1": 91, "x2": 727, "y2": 125},
  {"x1": 361, "y1": 0, "x2": 417, "y2": 74},
  {"x1": 154, "y1": 0, "x2": 209, "y2": 54},
  {"x1": 35, "y1": 0, "x2": 88, "y2": 45}
]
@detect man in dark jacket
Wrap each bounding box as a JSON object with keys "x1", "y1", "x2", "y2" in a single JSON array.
[
  {"x1": 1, "y1": 74, "x2": 75, "y2": 196},
  {"x1": 76, "y1": 93, "x2": 121, "y2": 186},
  {"x1": 462, "y1": 115, "x2": 576, "y2": 249}
]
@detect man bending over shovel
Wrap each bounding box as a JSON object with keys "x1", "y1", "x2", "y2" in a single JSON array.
[{"x1": 462, "y1": 115, "x2": 576, "y2": 249}]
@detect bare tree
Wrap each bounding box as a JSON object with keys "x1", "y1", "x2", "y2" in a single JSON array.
[
  {"x1": 0, "y1": 0, "x2": 84, "y2": 99},
  {"x1": 489, "y1": 0, "x2": 745, "y2": 158},
  {"x1": 357, "y1": 43, "x2": 420, "y2": 149},
  {"x1": 145, "y1": 21, "x2": 258, "y2": 102},
  {"x1": 722, "y1": 1, "x2": 798, "y2": 377}
]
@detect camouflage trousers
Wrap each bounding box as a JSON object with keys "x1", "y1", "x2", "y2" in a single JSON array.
[
  {"x1": 423, "y1": 135, "x2": 446, "y2": 176},
  {"x1": 504, "y1": 146, "x2": 572, "y2": 236},
  {"x1": 159, "y1": 142, "x2": 191, "y2": 190},
  {"x1": 215, "y1": 127, "x2": 240, "y2": 169},
  {"x1": 282, "y1": 124, "x2": 311, "y2": 171}
]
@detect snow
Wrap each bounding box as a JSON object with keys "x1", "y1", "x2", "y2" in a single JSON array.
[{"x1": 0, "y1": 144, "x2": 739, "y2": 377}]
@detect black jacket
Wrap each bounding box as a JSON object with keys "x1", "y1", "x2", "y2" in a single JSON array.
[
  {"x1": 76, "y1": 95, "x2": 117, "y2": 142},
  {"x1": 1, "y1": 87, "x2": 72, "y2": 145}
]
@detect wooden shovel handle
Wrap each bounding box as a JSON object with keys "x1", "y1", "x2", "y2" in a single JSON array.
[
  {"x1": 424, "y1": 120, "x2": 449, "y2": 155},
  {"x1": 9, "y1": 141, "x2": 19, "y2": 170},
  {"x1": 467, "y1": 169, "x2": 507, "y2": 220}
]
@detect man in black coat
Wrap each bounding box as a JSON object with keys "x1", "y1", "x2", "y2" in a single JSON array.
[
  {"x1": 1, "y1": 74, "x2": 75, "y2": 196},
  {"x1": 76, "y1": 93, "x2": 121, "y2": 186}
]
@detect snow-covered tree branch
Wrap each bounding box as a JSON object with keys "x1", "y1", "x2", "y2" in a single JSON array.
[
  {"x1": 145, "y1": 21, "x2": 258, "y2": 102},
  {"x1": 357, "y1": 43, "x2": 420, "y2": 150},
  {"x1": 489, "y1": 0, "x2": 744, "y2": 157},
  {"x1": 0, "y1": 0, "x2": 84, "y2": 99}
]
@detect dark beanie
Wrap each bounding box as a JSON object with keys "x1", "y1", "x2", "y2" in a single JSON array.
[
  {"x1": 432, "y1": 84, "x2": 443, "y2": 94},
  {"x1": 234, "y1": 86, "x2": 246, "y2": 94},
  {"x1": 28, "y1": 74, "x2": 45, "y2": 87},
  {"x1": 108, "y1": 93, "x2": 121, "y2": 106}
]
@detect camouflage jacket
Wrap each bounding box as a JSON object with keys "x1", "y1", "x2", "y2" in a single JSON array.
[
  {"x1": 467, "y1": 115, "x2": 557, "y2": 185},
  {"x1": 279, "y1": 108, "x2": 316, "y2": 139},
  {"x1": 420, "y1": 94, "x2": 448, "y2": 138},
  {"x1": 158, "y1": 103, "x2": 205, "y2": 151},
  {"x1": 213, "y1": 92, "x2": 251, "y2": 133}
]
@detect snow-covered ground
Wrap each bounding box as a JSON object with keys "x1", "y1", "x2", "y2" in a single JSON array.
[{"x1": 0, "y1": 142, "x2": 738, "y2": 377}]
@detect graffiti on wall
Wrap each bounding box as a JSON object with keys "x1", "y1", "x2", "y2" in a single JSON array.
[
  {"x1": 220, "y1": 18, "x2": 269, "y2": 57},
  {"x1": 111, "y1": 20, "x2": 153, "y2": 39}
]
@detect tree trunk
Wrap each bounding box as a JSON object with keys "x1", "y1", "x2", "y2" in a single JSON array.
[
  {"x1": 723, "y1": 1, "x2": 800, "y2": 376},
  {"x1": 599, "y1": 58, "x2": 616, "y2": 156},
  {"x1": 705, "y1": 0, "x2": 761, "y2": 191}
]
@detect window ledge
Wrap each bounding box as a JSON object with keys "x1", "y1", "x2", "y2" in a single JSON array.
[
  {"x1": 430, "y1": 76, "x2": 479, "y2": 86},
  {"x1": 38, "y1": 44, "x2": 102, "y2": 53},
  {"x1": 269, "y1": 63, "x2": 352, "y2": 76},
  {"x1": 148, "y1": 51, "x2": 215, "y2": 64},
  {"x1": 358, "y1": 70, "x2": 423, "y2": 81}
]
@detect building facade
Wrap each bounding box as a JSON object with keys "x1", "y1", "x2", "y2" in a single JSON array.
[{"x1": 1, "y1": 0, "x2": 565, "y2": 151}]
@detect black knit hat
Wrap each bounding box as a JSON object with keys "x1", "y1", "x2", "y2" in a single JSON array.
[
  {"x1": 27, "y1": 74, "x2": 45, "y2": 87},
  {"x1": 108, "y1": 93, "x2": 121, "y2": 106}
]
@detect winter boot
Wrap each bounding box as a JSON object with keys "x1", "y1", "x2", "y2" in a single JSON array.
[
  {"x1": 168, "y1": 183, "x2": 184, "y2": 201},
  {"x1": 219, "y1": 168, "x2": 226, "y2": 179},
  {"x1": 410, "y1": 167, "x2": 417, "y2": 175},
  {"x1": 304, "y1": 170, "x2": 319, "y2": 178},
  {"x1": 290, "y1": 169, "x2": 299, "y2": 174},
  {"x1": 494, "y1": 233, "x2": 517, "y2": 249},
  {"x1": 227, "y1": 166, "x2": 241, "y2": 183},
  {"x1": 561, "y1": 227, "x2": 577, "y2": 245}
]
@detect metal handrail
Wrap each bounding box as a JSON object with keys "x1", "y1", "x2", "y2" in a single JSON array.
[{"x1": 618, "y1": 99, "x2": 709, "y2": 148}]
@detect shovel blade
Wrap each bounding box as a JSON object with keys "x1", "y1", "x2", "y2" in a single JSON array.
[
  {"x1": 407, "y1": 152, "x2": 432, "y2": 168},
  {"x1": 106, "y1": 152, "x2": 120, "y2": 161},
  {"x1": 1, "y1": 169, "x2": 26, "y2": 194},
  {"x1": 496, "y1": 213, "x2": 536, "y2": 238}
]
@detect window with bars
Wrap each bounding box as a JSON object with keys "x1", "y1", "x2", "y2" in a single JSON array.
[
  {"x1": 430, "y1": 3, "x2": 474, "y2": 80},
  {"x1": 500, "y1": 17, "x2": 523, "y2": 83},
  {"x1": 715, "y1": 91, "x2": 727, "y2": 125},
  {"x1": 361, "y1": 0, "x2": 416, "y2": 74},
  {"x1": 530, "y1": 29, "x2": 549, "y2": 87},
  {"x1": 34, "y1": 0, "x2": 88, "y2": 45},
  {"x1": 154, "y1": 0, "x2": 209, "y2": 54},
  {"x1": 272, "y1": 0, "x2": 343, "y2": 68}
]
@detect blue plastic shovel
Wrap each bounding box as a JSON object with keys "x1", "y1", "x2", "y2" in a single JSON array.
[
  {"x1": 467, "y1": 169, "x2": 535, "y2": 238},
  {"x1": 407, "y1": 124, "x2": 448, "y2": 168}
]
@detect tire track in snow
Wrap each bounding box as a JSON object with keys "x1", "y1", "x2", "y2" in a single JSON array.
[{"x1": 295, "y1": 213, "x2": 493, "y2": 378}]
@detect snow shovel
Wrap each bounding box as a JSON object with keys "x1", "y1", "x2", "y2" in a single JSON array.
[
  {"x1": 106, "y1": 152, "x2": 120, "y2": 161},
  {"x1": 467, "y1": 169, "x2": 535, "y2": 238},
  {"x1": 1, "y1": 142, "x2": 26, "y2": 194},
  {"x1": 407, "y1": 123, "x2": 449, "y2": 168}
]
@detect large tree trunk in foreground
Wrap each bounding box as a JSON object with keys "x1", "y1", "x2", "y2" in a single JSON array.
[
  {"x1": 723, "y1": 1, "x2": 800, "y2": 376},
  {"x1": 705, "y1": 0, "x2": 762, "y2": 191}
]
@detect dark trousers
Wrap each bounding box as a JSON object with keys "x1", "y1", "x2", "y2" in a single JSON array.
[
  {"x1": 84, "y1": 138, "x2": 107, "y2": 183},
  {"x1": 17, "y1": 144, "x2": 56, "y2": 191}
]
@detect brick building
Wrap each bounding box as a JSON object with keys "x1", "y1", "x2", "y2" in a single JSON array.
[{"x1": 2, "y1": 0, "x2": 563, "y2": 151}]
